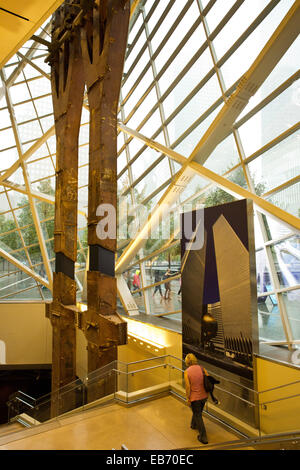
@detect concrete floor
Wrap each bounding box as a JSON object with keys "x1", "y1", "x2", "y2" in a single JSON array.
[{"x1": 0, "y1": 395, "x2": 239, "y2": 450}]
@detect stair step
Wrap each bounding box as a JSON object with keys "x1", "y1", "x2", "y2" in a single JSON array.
[{"x1": 0, "y1": 422, "x2": 24, "y2": 438}]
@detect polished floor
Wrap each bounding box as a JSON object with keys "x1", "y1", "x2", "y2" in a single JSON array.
[{"x1": 0, "y1": 396, "x2": 239, "y2": 450}]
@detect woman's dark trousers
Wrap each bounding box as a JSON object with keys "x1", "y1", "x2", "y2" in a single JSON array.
[{"x1": 191, "y1": 399, "x2": 208, "y2": 442}]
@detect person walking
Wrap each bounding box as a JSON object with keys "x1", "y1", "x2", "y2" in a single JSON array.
[
  {"x1": 132, "y1": 270, "x2": 142, "y2": 296},
  {"x1": 162, "y1": 269, "x2": 171, "y2": 300},
  {"x1": 153, "y1": 270, "x2": 163, "y2": 297},
  {"x1": 177, "y1": 276, "x2": 181, "y2": 295},
  {"x1": 184, "y1": 353, "x2": 208, "y2": 444}
]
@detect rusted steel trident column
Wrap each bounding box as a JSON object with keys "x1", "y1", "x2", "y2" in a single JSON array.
[
  {"x1": 48, "y1": 0, "x2": 129, "y2": 409},
  {"x1": 48, "y1": 2, "x2": 85, "y2": 414},
  {"x1": 80, "y1": 0, "x2": 130, "y2": 376}
]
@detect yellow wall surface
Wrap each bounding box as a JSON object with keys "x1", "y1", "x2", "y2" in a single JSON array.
[
  {"x1": 120, "y1": 317, "x2": 182, "y2": 360},
  {"x1": 255, "y1": 356, "x2": 300, "y2": 434},
  {"x1": 117, "y1": 318, "x2": 183, "y2": 394},
  {"x1": 0, "y1": 302, "x2": 52, "y2": 365},
  {"x1": 0, "y1": 302, "x2": 183, "y2": 390}
]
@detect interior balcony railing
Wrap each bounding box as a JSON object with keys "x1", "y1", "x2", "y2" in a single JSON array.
[{"x1": 6, "y1": 355, "x2": 300, "y2": 440}]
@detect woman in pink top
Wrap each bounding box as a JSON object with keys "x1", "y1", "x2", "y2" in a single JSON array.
[{"x1": 184, "y1": 353, "x2": 208, "y2": 444}]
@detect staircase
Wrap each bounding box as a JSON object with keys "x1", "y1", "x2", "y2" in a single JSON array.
[
  {"x1": 3, "y1": 354, "x2": 300, "y2": 449},
  {"x1": 0, "y1": 422, "x2": 24, "y2": 438}
]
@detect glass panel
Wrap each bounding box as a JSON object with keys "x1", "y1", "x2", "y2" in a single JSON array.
[
  {"x1": 239, "y1": 81, "x2": 300, "y2": 157},
  {"x1": 0, "y1": 228, "x2": 23, "y2": 252},
  {"x1": 10, "y1": 82, "x2": 31, "y2": 104},
  {"x1": 156, "y1": 24, "x2": 206, "y2": 90},
  {"x1": 0, "y1": 275, "x2": 37, "y2": 299},
  {"x1": 151, "y1": 0, "x2": 186, "y2": 53},
  {"x1": 0, "y1": 148, "x2": 19, "y2": 171},
  {"x1": 147, "y1": 280, "x2": 182, "y2": 317},
  {"x1": 282, "y1": 289, "x2": 300, "y2": 341},
  {"x1": 166, "y1": 74, "x2": 220, "y2": 142},
  {"x1": 14, "y1": 101, "x2": 37, "y2": 123},
  {"x1": 152, "y1": 1, "x2": 200, "y2": 58},
  {"x1": 270, "y1": 237, "x2": 300, "y2": 288},
  {"x1": 124, "y1": 87, "x2": 157, "y2": 124},
  {"x1": 258, "y1": 295, "x2": 284, "y2": 342},
  {"x1": 143, "y1": 242, "x2": 181, "y2": 287},
  {"x1": 213, "y1": 0, "x2": 269, "y2": 60},
  {"x1": 78, "y1": 166, "x2": 88, "y2": 188},
  {"x1": 125, "y1": 87, "x2": 156, "y2": 130},
  {"x1": 85, "y1": 370, "x2": 117, "y2": 406},
  {"x1": 171, "y1": 103, "x2": 222, "y2": 154},
  {"x1": 0, "y1": 128, "x2": 15, "y2": 151},
  {"x1": 128, "y1": 10, "x2": 143, "y2": 44},
  {"x1": 169, "y1": 357, "x2": 185, "y2": 398},
  {"x1": 259, "y1": 394, "x2": 300, "y2": 435},
  {"x1": 254, "y1": 213, "x2": 264, "y2": 249},
  {"x1": 117, "y1": 149, "x2": 128, "y2": 174},
  {"x1": 147, "y1": 0, "x2": 171, "y2": 34},
  {"x1": 40, "y1": 115, "x2": 54, "y2": 133},
  {"x1": 79, "y1": 145, "x2": 89, "y2": 166},
  {"x1": 122, "y1": 50, "x2": 151, "y2": 100},
  {"x1": 27, "y1": 77, "x2": 51, "y2": 98},
  {"x1": 205, "y1": 0, "x2": 236, "y2": 33},
  {"x1": 179, "y1": 174, "x2": 208, "y2": 202},
  {"x1": 124, "y1": 29, "x2": 147, "y2": 75},
  {"x1": 126, "y1": 136, "x2": 144, "y2": 162},
  {"x1": 204, "y1": 133, "x2": 240, "y2": 175},
  {"x1": 34, "y1": 95, "x2": 53, "y2": 116},
  {"x1": 162, "y1": 48, "x2": 214, "y2": 117},
  {"x1": 225, "y1": 167, "x2": 247, "y2": 188},
  {"x1": 131, "y1": 147, "x2": 161, "y2": 181},
  {"x1": 138, "y1": 108, "x2": 161, "y2": 138},
  {"x1": 219, "y1": 0, "x2": 293, "y2": 89},
  {"x1": 117, "y1": 131, "x2": 125, "y2": 153},
  {"x1": 134, "y1": 157, "x2": 171, "y2": 200},
  {"x1": 118, "y1": 170, "x2": 130, "y2": 196},
  {"x1": 263, "y1": 214, "x2": 292, "y2": 242},
  {"x1": 18, "y1": 120, "x2": 43, "y2": 143},
  {"x1": 0, "y1": 108, "x2": 11, "y2": 128},
  {"x1": 28, "y1": 158, "x2": 55, "y2": 182},
  {"x1": 267, "y1": 182, "x2": 300, "y2": 218},
  {"x1": 23, "y1": 63, "x2": 42, "y2": 80},
  {"x1": 127, "y1": 356, "x2": 168, "y2": 374},
  {"x1": 256, "y1": 249, "x2": 273, "y2": 294},
  {"x1": 248, "y1": 131, "x2": 300, "y2": 194},
  {"x1": 127, "y1": 363, "x2": 169, "y2": 397},
  {"x1": 9, "y1": 286, "x2": 42, "y2": 300},
  {"x1": 239, "y1": 35, "x2": 300, "y2": 119}
]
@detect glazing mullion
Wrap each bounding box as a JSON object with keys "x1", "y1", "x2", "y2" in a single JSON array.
[
  {"x1": 200, "y1": 0, "x2": 296, "y2": 348},
  {"x1": 141, "y1": 5, "x2": 174, "y2": 177},
  {"x1": 119, "y1": 90, "x2": 148, "y2": 313}
]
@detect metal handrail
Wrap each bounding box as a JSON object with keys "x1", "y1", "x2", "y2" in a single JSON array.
[
  {"x1": 8, "y1": 390, "x2": 37, "y2": 403},
  {"x1": 7, "y1": 354, "x2": 300, "y2": 423},
  {"x1": 13, "y1": 397, "x2": 35, "y2": 409},
  {"x1": 258, "y1": 378, "x2": 300, "y2": 395},
  {"x1": 260, "y1": 392, "x2": 300, "y2": 407},
  {"x1": 179, "y1": 430, "x2": 300, "y2": 451},
  {"x1": 125, "y1": 355, "x2": 170, "y2": 366}
]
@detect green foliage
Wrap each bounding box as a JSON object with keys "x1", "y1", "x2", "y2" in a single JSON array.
[
  {"x1": 0, "y1": 180, "x2": 55, "y2": 265},
  {"x1": 203, "y1": 167, "x2": 266, "y2": 207},
  {"x1": 0, "y1": 214, "x2": 22, "y2": 251}
]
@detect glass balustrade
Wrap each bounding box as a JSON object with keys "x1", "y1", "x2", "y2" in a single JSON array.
[{"x1": 6, "y1": 355, "x2": 300, "y2": 439}]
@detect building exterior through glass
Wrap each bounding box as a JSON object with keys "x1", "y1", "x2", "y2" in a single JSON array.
[{"x1": 0, "y1": 0, "x2": 299, "y2": 350}]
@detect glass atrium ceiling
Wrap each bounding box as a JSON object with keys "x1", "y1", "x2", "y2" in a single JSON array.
[{"x1": 0, "y1": 0, "x2": 299, "y2": 348}]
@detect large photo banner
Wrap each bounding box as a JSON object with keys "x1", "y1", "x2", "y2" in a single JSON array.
[{"x1": 181, "y1": 199, "x2": 258, "y2": 380}]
